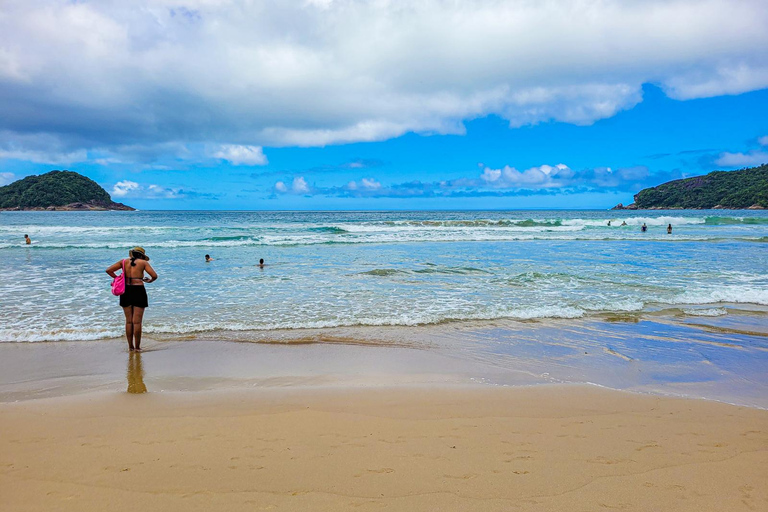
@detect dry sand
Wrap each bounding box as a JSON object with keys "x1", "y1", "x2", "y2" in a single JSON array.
[{"x1": 1, "y1": 385, "x2": 766, "y2": 511}]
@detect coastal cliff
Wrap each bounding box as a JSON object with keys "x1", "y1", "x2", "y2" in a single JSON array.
[
  {"x1": 613, "y1": 164, "x2": 767, "y2": 210},
  {"x1": 0, "y1": 170, "x2": 134, "y2": 211}
]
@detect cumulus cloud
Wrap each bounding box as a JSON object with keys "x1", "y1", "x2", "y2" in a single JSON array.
[
  {"x1": 213, "y1": 145, "x2": 268, "y2": 166},
  {"x1": 715, "y1": 151, "x2": 768, "y2": 167},
  {"x1": 347, "y1": 178, "x2": 382, "y2": 191},
  {"x1": 274, "y1": 177, "x2": 311, "y2": 194},
  {"x1": 112, "y1": 180, "x2": 192, "y2": 199},
  {"x1": 112, "y1": 180, "x2": 140, "y2": 197},
  {"x1": 480, "y1": 164, "x2": 572, "y2": 188},
  {"x1": 0, "y1": 0, "x2": 766, "y2": 161},
  {"x1": 273, "y1": 162, "x2": 678, "y2": 199},
  {"x1": 0, "y1": 132, "x2": 89, "y2": 164}
]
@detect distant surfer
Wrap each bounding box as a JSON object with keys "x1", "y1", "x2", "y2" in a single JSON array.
[
  {"x1": 667, "y1": 224, "x2": 673, "y2": 234},
  {"x1": 205, "y1": 254, "x2": 214, "y2": 262},
  {"x1": 24, "y1": 234, "x2": 31, "y2": 244},
  {"x1": 641, "y1": 223, "x2": 647, "y2": 232}
]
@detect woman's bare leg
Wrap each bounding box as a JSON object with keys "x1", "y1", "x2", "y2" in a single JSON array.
[
  {"x1": 123, "y1": 306, "x2": 134, "y2": 350},
  {"x1": 132, "y1": 307, "x2": 145, "y2": 351}
]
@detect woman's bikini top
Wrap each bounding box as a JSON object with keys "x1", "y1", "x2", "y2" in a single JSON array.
[{"x1": 125, "y1": 260, "x2": 144, "y2": 282}]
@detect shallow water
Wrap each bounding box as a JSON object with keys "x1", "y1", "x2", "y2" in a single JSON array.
[{"x1": 1, "y1": 209, "x2": 766, "y2": 342}]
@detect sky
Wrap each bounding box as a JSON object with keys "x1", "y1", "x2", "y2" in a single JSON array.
[{"x1": 0, "y1": 0, "x2": 767, "y2": 210}]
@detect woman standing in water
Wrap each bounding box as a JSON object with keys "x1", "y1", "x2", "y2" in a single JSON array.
[{"x1": 106, "y1": 247, "x2": 157, "y2": 351}]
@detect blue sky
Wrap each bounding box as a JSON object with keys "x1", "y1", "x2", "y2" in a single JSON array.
[{"x1": 1, "y1": 1, "x2": 767, "y2": 210}]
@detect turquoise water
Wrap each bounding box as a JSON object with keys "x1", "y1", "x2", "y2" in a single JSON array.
[{"x1": 1, "y1": 210, "x2": 767, "y2": 343}]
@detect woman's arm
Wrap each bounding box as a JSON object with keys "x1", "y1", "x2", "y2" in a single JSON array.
[
  {"x1": 143, "y1": 262, "x2": 158, "y2": 283},
  {"x1": 106, "y1": 260, "x2": 123, "y2": 278}
]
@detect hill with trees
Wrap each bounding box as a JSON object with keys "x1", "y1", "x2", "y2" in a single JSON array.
[
  {"x1": 0, "y1": 170, "x2": 134, "y2": 211},
  {"x1": 613, "y1": 164, "x2": 767, "y2": 210}
]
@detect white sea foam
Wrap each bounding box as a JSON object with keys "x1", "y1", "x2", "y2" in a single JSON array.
[
  {"x1": 682, "y1": 307, "x2": 728, "y2": 317},
  {"x1": 675, "y1": 286, "x2": 768, "y2": 306}
]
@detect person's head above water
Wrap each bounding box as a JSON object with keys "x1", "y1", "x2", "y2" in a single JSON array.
[{"x1": 205, "y1": 254, "x2": 211, "y2": 261}]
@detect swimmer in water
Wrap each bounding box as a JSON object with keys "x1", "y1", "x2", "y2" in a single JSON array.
[
  {"x1": 205, "y1": 254, "x2": 214, "y2": 262},
  {"x1": 24, "y1": 234, "x2": 31, "y2": 244},
  {"x1": 667, "y1": 224, "x2": 672, "y2": 234},
  {"x1": 258, "y1": 258, "x2": 265, "y2": 268},
  {"x1": 620, "y1": 221, "x2": 627, "y2": 226},
  {"x1": 641, "y1": 223, "x2": 647, "y2": 232},
  {"x1": 607, "y1": 220, "x2": 611, "y2": 226}
]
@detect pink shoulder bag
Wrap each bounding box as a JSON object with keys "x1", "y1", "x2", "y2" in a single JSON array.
[{"x1": 111, "y1": 259, "x2": 127, "y2": 296}]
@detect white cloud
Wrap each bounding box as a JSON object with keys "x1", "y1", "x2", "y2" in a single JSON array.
[
  {"x1": 359, "y1": 178, "x2": 381, "y2": 190},
  {"x1": 112, "y1": 180, "x2": 140, "y2": 197},
  {"x1": 147, "y1": 184, "x2": 183, "y2": 198},
  {"x1": 480, "y1": 164, "x2": 573, "y2": 188},
  {"x1": 112, "y1": 180, "x2": 183, "y2": 199},
  {"x1": 276, "y1": 161, "x2": 674, "y2": 198},
  {"x1": 213, "y1": 144, "x2": 268, "y2": 166},
  {"x1": 0, "y1": 172, "x2": 15, "y2": 186},
  {"x1": 291, "y1": 177, "x2": 310, "y2": 194},
  {"x1": 715, "y1": 151, "x2": 768, "y2": 167},
  {"x1": 346, "y1": 177, "x2": 381, "y2": 191},
  {"x1": 274, "y1": 177, "x2": 311, "y2": 194},
  {"x1": 0, "y1": 148, "x2": 87, "y2": 164},
  {"x1": 758, "y1": 136, "x2": 768, "y2": 146},
  {"x1": 0, "y1": 0, "x2": 766, "y2": 156}
]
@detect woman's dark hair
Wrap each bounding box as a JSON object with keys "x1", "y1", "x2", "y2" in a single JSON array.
[
  {"x1": 260, "y1": 258, "x2": 264, "y2": 264},
  {"x1": 130, "y1": 250, "x2": 144, "y2": 266},
  {"x1": 25, "y1": 234, "x2": 28, "y2": 237},
  {"x1": 206, "y1": 254, "x2": 210, "y2": 259}
]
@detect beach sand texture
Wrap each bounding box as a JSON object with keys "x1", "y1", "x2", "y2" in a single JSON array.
[{"x1": 2, "y1": 386, "x2": 766, "y2": 512}]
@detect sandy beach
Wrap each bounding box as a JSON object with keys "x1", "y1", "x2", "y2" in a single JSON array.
[
  {"x1": 2, "y1": 385, "x2": 766, "y2": 511},
  {"x1": 1, "y1": 340, "x2": 766, "y2": 512}
]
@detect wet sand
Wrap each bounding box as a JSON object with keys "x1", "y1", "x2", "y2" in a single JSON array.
[
  {"x1": 1, "y1": 385, "x2": 766, "y2": 511},
  {"x1": 1, "y1": 336, "x2": 767, "y2": 511}
]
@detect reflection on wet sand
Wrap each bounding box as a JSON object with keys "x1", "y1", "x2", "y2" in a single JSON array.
[{"x1": 127, "y1": 352, "x2": 147, "y2": 394}]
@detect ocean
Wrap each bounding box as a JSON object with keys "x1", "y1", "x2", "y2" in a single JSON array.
[{"x1": 2, "y1": 209, "x2": 768, "y2": 405}]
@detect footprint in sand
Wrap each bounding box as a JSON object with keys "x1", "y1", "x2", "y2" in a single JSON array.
[
  {"x1": 354, "y1": 468, "x2": 395, "y2": 477},
  {"x1": 587, "y1": 456, "x2": 631, "y2": 465},
  {"x1": 443, "y1": 473, "x2": 478, "y2": 480}
]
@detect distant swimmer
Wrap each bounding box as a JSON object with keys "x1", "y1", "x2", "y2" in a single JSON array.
[
  {"x1": 205, "y1": 254, "x2": 214, "y2": 262},
  {"x1": 620, "y1": 221, "x2": 627, "y2": 226},
  {"x1": 641, "y1": 223, "x2": 647, "y2": 232},
  {"x1": 607, "y1": 220, "x2": 611, "y2": 226},
  {"x1": 667, "y1": 224, "x2": 673, "y2": 234},
  {"x1": 258, "y1": 258, "x2": 265, "y2": 268},
  {"x1": 24, "y1": 234, "x2": 31, "y2": 244}
]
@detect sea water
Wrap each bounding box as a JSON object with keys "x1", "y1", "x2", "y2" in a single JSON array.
[{"x1": 1, "y1": 209, "x2": 767, "y2": 343}]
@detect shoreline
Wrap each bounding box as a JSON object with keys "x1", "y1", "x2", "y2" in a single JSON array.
[{"x1": 1, "y1": 330, "x2": 767, "y2": 410}]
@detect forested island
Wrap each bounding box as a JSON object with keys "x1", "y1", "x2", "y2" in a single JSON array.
[
  {"x1": 0, "y1": 170, "x2": 134, "y2": 211},
  {"x1": 613, "y1": 164, "x2": 768, "y2": 210}
]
